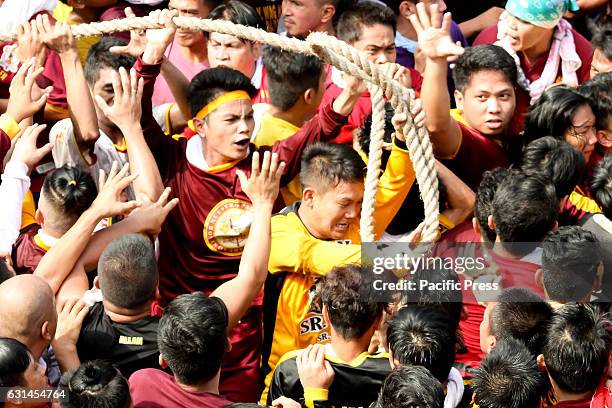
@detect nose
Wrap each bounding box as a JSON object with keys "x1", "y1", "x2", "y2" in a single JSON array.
[
  {"x1": 487, "y1": 98, "x2": 501, "y2": 113},
  {"x1": 237, "y1": 118, "x2": 250, "y2": 133},
  {"x1": 374, "y1": 53, "x2": 390, "y2": 65},
  {"x1": 587, "y1": 127, "x2": 598, "y2": 146}
]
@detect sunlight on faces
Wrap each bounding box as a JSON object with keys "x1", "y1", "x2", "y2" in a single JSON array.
[
  {"x1": 282, "y1": 0, "x2": 329, "y2": 37},
  {"x1": 352, "y1": 23, "x2": 397, "y2": 64},
  {"x1": 169, "y1": 0, "x2": 210, "y2": 47},
  {"x1": 207, "y1": 32, "x2": 259, "y2": 78},
  {"x1": 505, "y1": 13, "x2": 551, "y2": 53},
  {"x1": 303, "y1": 180, "x2": 364, "y2": 240},
  {"x1": 454, "y1": 70, "x2": 516, "y2": 136},
  {"x1": 194, "y1": 98, "x2": 254, "y2": 166},
  {"x1": 591, "y1": 48, "x2": 612, "y2": 79},
  {"x1": 563, "y1": 104, "x2": 598, "y2": 162}
]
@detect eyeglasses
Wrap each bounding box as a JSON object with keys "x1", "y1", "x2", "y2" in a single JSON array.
[{"x1": 568, "y1": 124, "x2": 596, "y2": 142}]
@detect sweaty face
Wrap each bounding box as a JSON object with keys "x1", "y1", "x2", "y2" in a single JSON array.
[
  {"x1": 352, "y1": 24, "x2": 396, "y2": 64},
  {"x1": 282, "y1": 0, "x2": 326, "y2": 37},
  {"x1": 505, "y1": 13, "x2": 551, "y2": 53},
  {"x1": 591, "y1": 48, "x2": 612, "y2": 79},
  {"x1": 563, "y1": 104, "x2": 598, "y2": 162},
  {"x1": 208, "y1": 32, "x2": 258, "y2": 78},
  {"x1": 197, "y1": 98, "x2": 254, "y2": 166},
  {"x1": 310, "y1": 180, "x2": 364, "y2": 240},
  {"x1": 169, "y1": 0, "x2": 210, "y2": 47},
  {"x1": 456, "y1": 70, "x2": 516, "y2": 136}
]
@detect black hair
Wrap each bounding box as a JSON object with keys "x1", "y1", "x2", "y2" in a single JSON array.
[
  {"x1": 188, "y1": 67, "x2": 257, "y2": 118},
  {"x1": 375, "y1": 365, "x2": 445, "y2": 408},
  {"x1": 452, "y1": 45, "x2": 517, "y2": 93},
  {"x1": 542, "y1": 226, "x2": 602, "y2": 303},
  {"x1": 543, "y1": 303, "x2": 612, "y2": 394},
  {"x1": 518, "y1": 136, "x2": 585, "y2": 200},
  {"x1": 42, "y1": 165, "x2": 98, "y2": 232},
  {"x1": 262, "y1": 46, "x2": 323, "y2": 111},
  {"x1": 386, "y1": 304, "x2": 456, "y2": 382},
  {"x1": 158, "y1": 293, "x2": 229, "y2": 384},
  {"x1": 591, "y1": 153, "x2": 612, "y2": 219},
  {"x1": 59, "y1": 360, "x2": 131, "y2": 408},
  {"x1": 473, "y1": 338, "x2": 547, "y2": 408},
  {"x1": 208, "y1": 0, "x2": 264, "y2": 30},
  {"x1": 591, "y1": 21, "x2": 612, "y2": 61},
  {"x1": 492, "y1": 170, "x2": 558, "y2": 257},
  {"x1": 578, "y1": 72, "x2": 612, "y2": 131},
  {"x1": 0, "y1": 259, "x2": 13, "y2": 285},
  {"x1": 0, "y1": 338, "x2": 31, "y2": 388},
  {"x1": 84, "y1": 37, "x2": 136, "y2": 86},
  {"x1": 300, "y1": 142, "x2": 366, "y2": 192},
  {"x1": 317, "y1": 264, "x2": 384, "y2": 340},
  {"x1": 337, "y1": 1, "x2": 396, "y2": 44},
  {"x1": 474, "y1": 167, "x2": 510, "y2": 245},
  {"x1": 491, "y1": 288, "x2": 553, "y2": 356},
  {"x1": 98, "y1": 233, "x2": 158, "y2": 310},
  {"x1": 402, "y1": 263, "x2": 463, "y2": 327},
  {"x1": 523, "y1": 85, "x2": 591, "y2": 146}
]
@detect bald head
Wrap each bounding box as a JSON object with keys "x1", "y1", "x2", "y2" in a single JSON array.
[{"x1": 0, "y1": 275, "x2": 56, "y2": 357}]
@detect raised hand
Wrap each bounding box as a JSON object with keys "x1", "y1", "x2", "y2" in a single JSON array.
[
  {"x1": 90, "y1": 162, "x2": 141, "y2": 218},
  {"x1": 36, "y1": 14, "x2": 76, "y2": 55},
  {"x1": 6, "y1": 58, "x2": 52, "y2": 123},
  {"x1": 94, "y1": 67, "x2": 144, "y2": 131},
  {"x1": 129, "y1": 187, "x2": 179, "y2": 236},
  {"x1": 53, "y1": 297, "x2": 90, "y2": 348},
  {"x1": 16, "y1": 20, "x2": 46, "y2": 67},
  {"x1": 409, "y1": 3, "x2": 464, "y2": 62},
  {"x1": 236, "y1": 151, "x2": 285, "y2": 207},
  {"x1": 297, "y1": 344, "x2": 335, "y2": 390},
  {"x1": 9, "y1": 123, "x2": 51, "y2": 171},
  {"x1": 142, "y1": 9, "x2": 178, "y2": 64},
  {"x1": 109, "y1": 7, "x2": 148, "y2": 58},
  {"x1": 382, "y1": 62, "x2": 413, "y2": 89}
]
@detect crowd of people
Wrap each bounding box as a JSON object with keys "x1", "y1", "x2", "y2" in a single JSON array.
[{"x1": 0, "y1": 0, "x2": 610, "y2": 406}]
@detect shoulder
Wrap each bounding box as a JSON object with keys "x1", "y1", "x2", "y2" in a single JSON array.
[
  {"x1": 473, "y1": 25, "x2": 498, "y2": 45},
  {"x1": 130, "y1": 368, "x2": 171, "y2": 385}
]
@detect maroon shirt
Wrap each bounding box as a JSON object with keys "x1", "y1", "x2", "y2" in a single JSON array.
[
  {"x1": 12, "y1": 224, "x2": 46, "y2": 275},
  {"x1": 129, "y1": 369, "x2": 233, "y2": 408},
  {"x1": 0, "y1": 129, "x2": 10, "y2": 169},
  {"x1": 474, "y1": 25, "x2": 593, "y2": 135},
  {"x1": 136, "y1": 58, "x2": 347, "y2": 402}
]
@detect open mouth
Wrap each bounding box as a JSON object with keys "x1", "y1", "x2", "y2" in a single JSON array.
[
  {"x1": 485, "y1": 119, "x2": 503, "y2": 130},
  {"x1": 234, "y1": 139, "x2": 250, "y2": 148}
]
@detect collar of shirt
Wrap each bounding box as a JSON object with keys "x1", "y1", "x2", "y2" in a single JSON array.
[
  {"x1": 185, "y1": 136, "x2": 250, "y2": 171},
  {"x1": 36, "y1": 228, "x2": 60, "y2": 249},
  {"x1": 395, "y1": 32, "x2": 418, "y2": 53},
  {"x1": 251, "y1": 57, "x2": 264, "y2": 89}
]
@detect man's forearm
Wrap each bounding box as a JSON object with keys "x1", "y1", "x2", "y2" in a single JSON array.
[
  {"x1": 60, "y1": 49, "x2": 99, "y2": 145},
  {"x1": 332, "y1": 88, "x2": 362, "y2": 116},
  {"x1": 161, "y1": 57, "x2": 191, "y2": 123},
  {"x1": 121, "y1": 123, "x2": 163, "y2": 200}
]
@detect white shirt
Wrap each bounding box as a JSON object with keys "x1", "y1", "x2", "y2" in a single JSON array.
[{"x1": 0, "y1": 160, "x2": 30, "y2": 253}]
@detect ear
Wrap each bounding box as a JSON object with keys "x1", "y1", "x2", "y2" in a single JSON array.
[
  {"x1": 93, "y1": 276, "x2": 100, "y2": 289},
  {"x1": 399, "y1": 1, "x2": 416, "y2": 18},
  {"x1": 250, "y1": 41, "x2": 262, "y2": 59},
  {"x1": 159, "y1": 354, "x2": 169, "y2": 369},
  {"x1": 535, "y1": 268, "x2": 544, "y2": 291},
  {"x1": 41, "y1": 321, "x2": 53, "y2": 342},
  {"x1": 193, "y1": 118, "x2": 206, "y2": 136},
  {"x1": 303, "y1": 88, "x2": 317, "y2": 105},
  {"x1": 320, "y1": 3, "x2": 335, "y2": 24},
  {"x1": 537, "y1": 354, "x2": 546, "y2": 370},
  {"x1": 302, "y1": 187, "x2": 316, "y2": 208},
  {"x1": 35, "y1": 209, "x2": 44, "y2": 227},
  {"x1": 322, "y1": 304, "x2": 330, "y2": 326},
  {"x1": 472, "y1": 217, "x2": 481, "y2": 236},
  {"x1": 487, "y1": 214, "x2": 495, "y2": 231},
  {"x1": 454, "y1": 89, "x2": 464, "y2": 112},
  {"x1": 486, "y1": 335, "x2": 496, "y2": 353},
  {"x1": 226, "y1": 336, "x2": 233, "y2": 353},
  {"x1": 593, "y1": 261, "x2": 604, "y2": 293},
  {"x1": 460, "y1": 305, "x2": 469, "y2": 321},
  {"x1": 597, "y1": 130, "x2": 612, "y2": 148}
]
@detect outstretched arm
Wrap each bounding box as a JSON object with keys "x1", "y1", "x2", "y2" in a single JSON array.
[
  {"x1": 410, "y1": 3, "x2": 464, "y2": 158},
  {"x1": 212, "y1": 151, "x2": 285, "y2": 332},
  {"x1": 38, "y1": 15, "x2": 100, "y2": 152}
]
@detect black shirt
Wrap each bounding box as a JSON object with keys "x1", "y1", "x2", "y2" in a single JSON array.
[{"x1": 77, "y1": 302, "x2": 160, "y2": 378}]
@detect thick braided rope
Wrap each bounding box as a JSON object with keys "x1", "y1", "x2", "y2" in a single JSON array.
[
  {"x1": 360, "y1": 84, "x2": 385, "y2": 242},
  {"x1": 0, "y1": 15, "x2": 439, "y2": 242}
]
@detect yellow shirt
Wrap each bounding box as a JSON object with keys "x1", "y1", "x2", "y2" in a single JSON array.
[
  {"x1": 253, "y1": 108, "x2": 303, "y2": 206},
  {"x1": 260, "y1": 139, "x2": 416, "y2": 404}
]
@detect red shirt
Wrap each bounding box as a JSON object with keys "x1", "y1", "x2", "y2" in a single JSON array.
[
  {"x1": 0, "y1": 129, "x2": 10, "y2": 169},
  {"x1": 443, "y1": 117, "x2": 511, "y2": 191},
  {"x1": 474, "y1": 25, "x2": 592, "y2": 135},
  {"x1": 320, "y1": 68, "x2": 423, "y2": 144},
  {"x1": 129, "y1": 369, "x2": 233, "y2": 408},
  {"x1": 12, "y1": 224, "x2": 46, "y2": 275}
]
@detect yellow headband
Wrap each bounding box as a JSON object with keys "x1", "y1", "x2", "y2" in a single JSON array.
[{"x1": 196, "y1": 90, "x2": 251, "y2": 120}]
